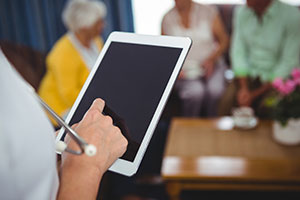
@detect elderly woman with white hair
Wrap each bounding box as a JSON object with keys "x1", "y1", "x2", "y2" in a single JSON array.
[{"x1": 39, "y1": 0, "x2": 106, "y2": 122}]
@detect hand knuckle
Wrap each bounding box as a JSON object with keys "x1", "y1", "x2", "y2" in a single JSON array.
[
  {"x1": 103, "y1": 115, "x2": 113, "y2": 125},
  {"x1": 124, "y1": 138, "x2": 128, "y2": 146},
  {"x1": 88, "y1": 109, "x2": 99, "y2": 119},
  {"x1": 121, "y1": 136, "x2": 128, "y2": 146},
  {"x1": 113, "y1": 126, "x2": 121, "y2": 134}
]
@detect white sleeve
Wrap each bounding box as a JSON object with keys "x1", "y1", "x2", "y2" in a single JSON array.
[{"x1": 0, "y1": 50, "x2": 59, "y2": 200}]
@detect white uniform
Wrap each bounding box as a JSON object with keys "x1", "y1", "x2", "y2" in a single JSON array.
[{"x1": 0, "y1": 49, "x2": 59, "y2": 200}]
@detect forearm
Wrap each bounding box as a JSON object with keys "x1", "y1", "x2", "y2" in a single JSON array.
[
  {"x1": 272, "y1": 16, "x2": 300, "y2": 80},
  {"x1": 238, "y1": 78, "x2": 271, "y2": 96},
  {"x1": 57, "y1": 158, "x2": 104, "y2": 200},
  {"x1": 209, "y1": 14, "x2": 229, "y2": 63},
  {"x1": 207, "y1": 42, "x2": 227, "y2": 64},
  {"x1": 231, "y1": 8, "x2": 249, "y2": 77},
  {"x1": 251, "y1": 83, "x2": 271, "y2": 99},
  {"x1": 238, "y1": 77, "x2": 248, "y2": 90}
]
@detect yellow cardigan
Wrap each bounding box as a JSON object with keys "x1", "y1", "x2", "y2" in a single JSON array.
[{"x1": 38, "y1": 34, "x2": 103, "y2": 121}]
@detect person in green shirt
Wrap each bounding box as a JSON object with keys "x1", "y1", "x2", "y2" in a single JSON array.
[{"x1": 219, "y1": 0, "x2": 300, "y2": 117}]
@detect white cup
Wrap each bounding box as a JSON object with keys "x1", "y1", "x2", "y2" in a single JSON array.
[{"x1": 232, "y1": 107, "x2": 255, "y2": 128}]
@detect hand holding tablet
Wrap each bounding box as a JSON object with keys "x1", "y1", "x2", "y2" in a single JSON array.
[{"x1": 56, "y1": 32, "x2": 191, "y2": 176}]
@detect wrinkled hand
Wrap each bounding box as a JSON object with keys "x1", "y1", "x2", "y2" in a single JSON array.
[{"x1": 62, "y1": 98, "x2": 128, "y2": 175}]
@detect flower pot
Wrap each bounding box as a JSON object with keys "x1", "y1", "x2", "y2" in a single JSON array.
[{"x1": 273, "y1": 119, "x2": 300, "y2": 145}]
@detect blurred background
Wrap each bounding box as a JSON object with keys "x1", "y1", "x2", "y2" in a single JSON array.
[
  {"x1": 0, "y1": 0, "x2": 134, "y2": 52},
  {"x1": 1, "y1": 0, "x2": 300, "y2": 200},
  {"x1": 0, "y1": 0, "x2": 299, "y2": 52}
]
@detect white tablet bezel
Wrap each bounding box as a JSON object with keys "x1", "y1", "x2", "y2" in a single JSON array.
[{"x1": 56, "y1": 31, "x2": 191, "y2": 176}]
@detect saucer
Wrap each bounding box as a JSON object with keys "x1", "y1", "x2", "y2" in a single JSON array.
[{"x1": 234, "y1": 117, "x2": 258, "y2": 130}]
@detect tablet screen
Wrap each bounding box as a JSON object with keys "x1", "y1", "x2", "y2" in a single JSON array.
[{"x1": 67, "y1": 42, "x2": 182, "y2": 162}]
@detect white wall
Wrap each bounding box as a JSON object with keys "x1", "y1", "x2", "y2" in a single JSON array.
[{"x1": 132, "y1": 0, "x2": 300, "y2": 35}]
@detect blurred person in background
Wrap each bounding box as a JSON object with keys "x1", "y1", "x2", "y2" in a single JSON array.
[
  {"x1": 219, "y1": 0, "x2": 300, "y2": 117},
  {"x1": 39, "y1": 0, "x2": 106, "y2": 123},
  {"x1": 162, "y1": 0, "x2": 229, "y2": 117}
]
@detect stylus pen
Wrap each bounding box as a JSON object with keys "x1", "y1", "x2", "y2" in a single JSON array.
[{"x1": 26, "y1": 83, "x2": 96, "y2": 156}]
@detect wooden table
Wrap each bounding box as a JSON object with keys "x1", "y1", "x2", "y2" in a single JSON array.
[{"x1": 161, "y1": 118, "x2": 300, "y2": 200}]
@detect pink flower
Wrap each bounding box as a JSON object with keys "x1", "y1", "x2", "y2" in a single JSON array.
[
  {"x1": 283, "y1": 80, "x2": 296, "y2": 95},
  {"x1": 273, "y1": 78, "x2": 296, "y2": 95},
  {"x1": 292, "y1": 68, "x2": 300, "y2": 85},
  {"x1": 272, "y1": 78, "x2": 284, "y2": 90}
]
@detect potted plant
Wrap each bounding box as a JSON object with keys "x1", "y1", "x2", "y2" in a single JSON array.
[{"x1": 265, "y1": 68, "x2": 300, "y2": 145}]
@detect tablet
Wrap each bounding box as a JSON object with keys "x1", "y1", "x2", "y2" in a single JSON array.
[{"x1": 56, "y1": 32, "x2": 191, "y2": 176}]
